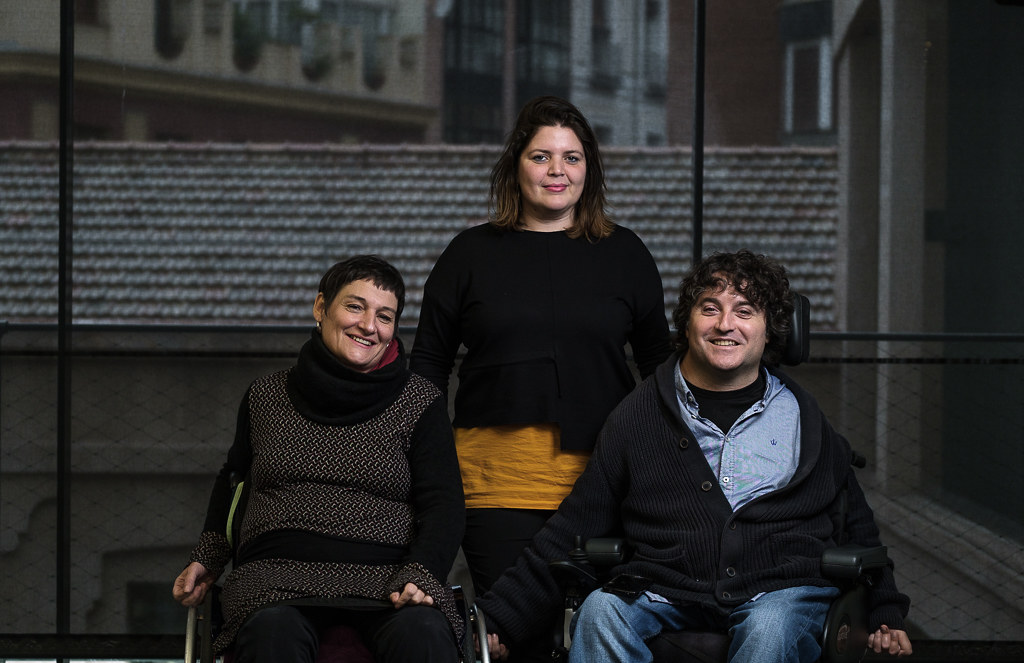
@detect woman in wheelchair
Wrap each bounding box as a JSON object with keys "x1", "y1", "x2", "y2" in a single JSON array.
[{"x1": 172, "y1": 255, "x2": 466, "y2": 662}]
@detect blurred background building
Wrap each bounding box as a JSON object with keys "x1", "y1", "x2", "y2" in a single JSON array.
[{"x1": 1, "y1": 0, "x2": 830, "y2": 147}]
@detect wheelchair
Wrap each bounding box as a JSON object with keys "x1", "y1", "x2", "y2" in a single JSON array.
[
  {"x1": 540, "y1": 292, "x2": 888, "y2": 663},
  {"x1": 183, "y1": 473, "x2": 491, "y2": 662},
  {"x1": 548, "y1": 537, "x2": 890, "y2": 663},
  {"x1": 184, "y1": 584, "x2": 490, "y2": 662}
]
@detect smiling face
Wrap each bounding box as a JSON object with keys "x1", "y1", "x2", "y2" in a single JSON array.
[
  {"x1": 680, "y1": 279, "x2": 768, "y2": 391},
  {"x1": 517, "y1": 124, "x2": 587, "y2": 231},
  {"x1": 313, "y1": 278, "x2": 398, "y2": 373}
]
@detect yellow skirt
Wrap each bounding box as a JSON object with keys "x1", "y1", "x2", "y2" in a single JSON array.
[{"x1": 455, "y1": 423, "x2": 591, "y2": 510}]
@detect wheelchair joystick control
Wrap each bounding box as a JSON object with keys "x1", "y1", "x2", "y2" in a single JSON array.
[{"x1": 569, "y1": 535, "x2": 587, "y2": 563}]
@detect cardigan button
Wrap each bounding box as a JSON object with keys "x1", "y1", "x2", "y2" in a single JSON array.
[
  {"x1": 726, "y1": 567, "x2": 737, "y2": 577},
  {"x1": 701, "y1": 481, "x2": 713, "y2": 492},
  {"x1": 679, "y1": 438, "x2": 689, "y2": 449},
  {"x1": 721, "y1": 591, "x2": 732, "y2": 600}
]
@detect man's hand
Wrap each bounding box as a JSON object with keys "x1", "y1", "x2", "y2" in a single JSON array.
[
  {"x1": 172, "y1": 562, "x2": 215, "y2": 607},
  {"x1": 389, "y1": 582, "x2": 434, "y2": 608},
  {"x1": 868, "y1": 625, "x2": 912, "y2": 656},
  {"x1": 477, "y1": 632, "x2": 508, "y2": 661}
]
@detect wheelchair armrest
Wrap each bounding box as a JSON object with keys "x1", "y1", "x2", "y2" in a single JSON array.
[
  {"x1": 583, "y1": 537, "x2": 629, "y2": 568},
  {"x1": 549, "y1": 537, "x2": 628, "y2": 595},
  {"x1": 821, "y1": 545, "x2": 888, "y2": 581}
]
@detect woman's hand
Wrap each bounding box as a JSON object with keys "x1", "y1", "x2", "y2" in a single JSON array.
[
  {"x1": 868, "y1": 625, "x2": 913, "y2": 656},
  {"x1": 389, "y1": 582, "x2": 434, "y2": 608},
  {"x1": 172, "y1": 561, "x2": 215, "y2": 607}
]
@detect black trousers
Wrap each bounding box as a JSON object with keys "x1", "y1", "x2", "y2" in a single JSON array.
[
  {"x1": 462, "y1": 508, "x2": 557, "y2": 663},
  {"x1": 233, "y1": 603, "x2": 458, "y2": 663}
]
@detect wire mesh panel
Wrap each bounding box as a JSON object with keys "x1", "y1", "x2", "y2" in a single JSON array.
[
  {"x1": 1, "y1": 347, "x2": 59, "y2": 631},
  {"x1": 0, "y1": 328, "x2": 302, "y2": 635},
  {"x1": 787, "y1": 337, "x2": 1024, "y2": 642},
  {"x1": 3, "y1": 328, "x2": 1023, "y2": 643}
]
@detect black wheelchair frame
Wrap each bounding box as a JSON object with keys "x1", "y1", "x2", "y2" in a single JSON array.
[
  {"x1": 183, "y1": 473, "x2": 491, "y2": 662},
  {"x1": 547, "y1": 537, "x2": 889, "y2": 663}
]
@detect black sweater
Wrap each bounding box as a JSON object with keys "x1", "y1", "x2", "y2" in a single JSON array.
[
  {"x1": 475, "y1": 353, "x2": 910, "y2": 645},
  {"x1": 190, "y1": 333, "x2": 466, "y2": 649},
  {"x1": 198, "y1": 334, "x2": 464, "y2": 581},
  {"x1": 411, "y1": 222, "x2": 672, "y2": 450}
]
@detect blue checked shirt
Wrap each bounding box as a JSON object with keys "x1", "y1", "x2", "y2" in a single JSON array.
[{"x1": 675, "y1": 364, "x2": 801, "y2": 510}]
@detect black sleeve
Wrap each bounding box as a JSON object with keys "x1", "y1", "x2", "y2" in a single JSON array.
[
  {"x1": 625, "y1": 235, "x2": 672, "y2": 378},
  {"x1": 200, "y1": 387, "x2": 254, "y2": 536},
  {"x1": 409, "y1": 243, "x2": 464, "y2": 398},
  {"x1": 843, "y1": 469, "x2": 911, "y2": 631},
  {"x1": 405, "y1": 395, "x2": 466, "y2": 582}
]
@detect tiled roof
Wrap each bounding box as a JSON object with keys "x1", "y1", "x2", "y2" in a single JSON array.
[{"x1": 0, "y1": 141, "x2": 838, "y2": 329}]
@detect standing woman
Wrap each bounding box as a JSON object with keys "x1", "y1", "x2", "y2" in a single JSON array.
[{"x1": 410, "y1": 95, "x2": 672, "y2": 650}]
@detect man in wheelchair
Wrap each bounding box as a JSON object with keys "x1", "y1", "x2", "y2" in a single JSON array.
[{"x1": 474, "y1": 250, "x2": 912, "y2": 662}]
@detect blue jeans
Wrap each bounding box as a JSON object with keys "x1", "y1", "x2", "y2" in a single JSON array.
[{"x1": 568, "y1": 585, "x2": 840, "y2": 663}]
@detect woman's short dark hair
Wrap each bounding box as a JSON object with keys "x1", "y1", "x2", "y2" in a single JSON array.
[
  {"x1": 318, "y1": 255, "x2": 406, "y2": 320},
  {"x1": 489, "y1": 95, "x2": 613, "y2": 241},
  {"x1": 672, "y1": 250, "x2": 793, "y2": 366}
]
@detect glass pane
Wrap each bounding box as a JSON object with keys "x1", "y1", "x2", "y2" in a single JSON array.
[{"x1": 2, "y1": 0, "x2": 1023, "y2": 652}]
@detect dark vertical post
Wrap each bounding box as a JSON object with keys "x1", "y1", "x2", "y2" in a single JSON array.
[
  {"x1": 0, "y1": 321, "x2": 5, "y2": 532},
  {"x1": 691, "y1": 0, "x2": 706, "y2": 265},
  {"x1": 502, "y1": 0, "x2": 517, "y2": 131},
  {"x1": 57, "y1": 0, "x2": 74, "y2": 646}
]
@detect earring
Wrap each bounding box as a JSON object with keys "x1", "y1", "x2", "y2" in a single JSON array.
[{"x1": 315, "y1": 320, "x2": 322, "y2": 332}]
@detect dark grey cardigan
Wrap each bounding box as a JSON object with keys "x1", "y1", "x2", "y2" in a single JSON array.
[{"x1": 475, "y1": 353, "x2": 910, "y2": 646}]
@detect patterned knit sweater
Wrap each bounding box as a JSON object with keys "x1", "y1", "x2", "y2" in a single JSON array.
[
  {"x1": 188, "y1": 333, "x2": 465, "y2": 651},
  {"x1": 475, "y1": 353, "x2": 910, "y2": 646}
]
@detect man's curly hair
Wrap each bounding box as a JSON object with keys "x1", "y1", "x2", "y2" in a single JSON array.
[{"x1": 672, "y1": 250, "x2": 794, "y2": 366}]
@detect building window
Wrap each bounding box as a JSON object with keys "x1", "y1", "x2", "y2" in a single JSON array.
[
  {"x1": 445, "y1": 0, "x2": 504, "y2": 76},
  {"x1": 590, "y1": 0, "x2": 620, "y2": 91},
  {"x1": 516, "y1": 0, "x2": 570, "y2": 102},
  {"x1": 232, "y1": 2, "x2": 265, "y2": 71},
  {"x1": 443, "y1": 0, "x2": 505, "y2": 143},
  {"x1": 779, "y1": 0, "x2": 833, "y2": 138},
  {"x1": 155, "y1": 0, "x2": 191, "y2": 60},
  {"x1": 784, "y1": 38, "x2": 832, "y2": 134},
  {"x1": 275, "y1": 0, "x2": 304, "y2": 46},
  {"x1": 642, "y1": 0, "x2": 667, "y2": 98},
  {"x1": 235, "y1": 0, "x2": 300, "y2": 45},
  {"x1": 335, "y1": 1, "x2": 395, "y2": 90},
  {"x1": 237, "y1": 0, "x2": 271, "y2": 40}
]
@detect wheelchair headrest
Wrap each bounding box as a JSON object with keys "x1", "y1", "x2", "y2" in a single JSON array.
[{"x1": 780, "y1": 292, "x2": 810, "y2": 366}]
